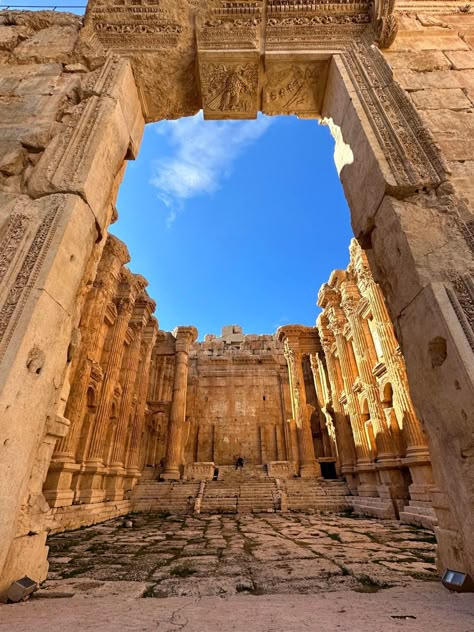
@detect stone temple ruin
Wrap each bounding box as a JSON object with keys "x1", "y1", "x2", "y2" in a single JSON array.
[{"x1": 0, "y1": 0, "x2": 474, "y2": 602}]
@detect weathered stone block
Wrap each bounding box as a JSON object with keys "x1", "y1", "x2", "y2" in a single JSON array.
[
  {"x1": 14, "y1": 25, "x2": 78, "y2": 63},
  {"x1": 410, "y1": 88, "x2": 472, "y2": 111},
  {"x1": 424, "y1": 108, "x2": 474, "y2": 135},
  {"x1": 383, "y1": 50, "x2": 450, "y2": 72},
  {"x1": 94, "y1": 56, "x2": 144, "y2": 158},
  {"x1": 390, "y1": 34, "x2": 469, "y2": 52},
  {"x1": 0, "y1": 26, "x2": 22, "y2": 52},
  {"x1": 0, "y1": 92, "x2": 65, "y2": 125},
  {"x1": 368, "y1": 194, "x2": 474, "y2": 320},
  {"x1": 436, "y1": 140, "x2": 474, "y2": 162},
  {"x1": 27, "y1": 96, "x2": 131, "y2": 230},
  {"x1": 0, "y1": 143, "x2": 26, "y2": 175},
  {"x1": 445, "y1": 51, "x2": 474, "y2": 71},
  {"x1": 398, "y1": 282, "x2": 474, "y2": 574},
  {"x1": 394, "y1": 69, "x2": 461, "y2": 91},
  {"x1": 322, "y1": 57, "x2": 395, "y2": 240}
]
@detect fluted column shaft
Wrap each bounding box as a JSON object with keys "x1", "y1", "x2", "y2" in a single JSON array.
[
  {"x1": 162, "y1": 327, "x2": 197, "y2": 480},
  {"x1": 109, "y1": 322, "x2": 143, "y2": 467},
  {"x1": 331, "y1": 324, "x2": 371, "y2": 464},
  {"x1": 127, "y1": 325, "x2": 157, "y2": 471},
  {"x1": 310, "y1": 353, "x2": 337, "y2": 459},
  {"x1": 54, "y1": 283, "x2": 113, "y2": 459},
  {"x1": 316, "y1": 347, "x2": 356, "y2": 468},
  {"x1": 283, "y1": 340, "x2": 319, "y2": 477},
  {"x1": 162, "y1": 351, "x2": 188, "y2": 478},
  {"x1": 86, "y1": 300, "x2": 132, "y2": 463},
  {"x1": 365, "y1": 280, "x2": 428, "y2": 452},
  {"x1": 341, "y1": 285, "x2": 398, "y2": 459}
]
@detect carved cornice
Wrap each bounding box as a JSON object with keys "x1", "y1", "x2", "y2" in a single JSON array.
[
  {"x1": 103, "y1": 234, "x2": 130, "y2": 266},
  {"x1": 317, "y1": 283, "x2": 341, "y2": 310}
]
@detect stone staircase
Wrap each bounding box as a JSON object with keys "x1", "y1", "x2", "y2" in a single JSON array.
[
  {"x1": 131, "y1": 465, "x2": 351, "y2": 515},
  {"x1": 399, "y1": 500, "x2": 438, "y2": 530},
  {"x1": 131, "y1": 480, "x2": 200, "y2": 513},
  {"x1": 216, "y1": 464, "x2": 270, "y2": 482},
  {"x1": 284, "y1": 479, "x2": 351, "y2": 513},
  {"x1": 200, "y1": 479, "x2": 279, "y2": 513}
]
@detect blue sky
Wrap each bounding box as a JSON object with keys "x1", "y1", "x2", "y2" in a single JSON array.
[{"x1": 112, "y1": 114, "x2": 353, "y2": 338}]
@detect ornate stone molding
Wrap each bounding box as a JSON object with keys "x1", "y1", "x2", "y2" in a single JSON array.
[
  {"x1": 373, "y1": 0, "x2": 398, "y2": 50},
  {"x1": 342, "y1": 36, "x2": 448, "y2": 190}
]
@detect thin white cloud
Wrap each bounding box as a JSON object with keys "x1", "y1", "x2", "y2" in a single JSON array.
[{"x1": 151, "y1": 111, "x2": 273, "y2": 225}]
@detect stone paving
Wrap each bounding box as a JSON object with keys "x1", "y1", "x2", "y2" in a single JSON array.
[
  {"x1": 42, "y1": 512, "x2": 439, "y2": 597},
  {"x1": 3, "y1": 513, "x2": 474, "y2": 632}
]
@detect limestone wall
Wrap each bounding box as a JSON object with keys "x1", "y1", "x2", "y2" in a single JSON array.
[
  {"x1": 383, "y1": 13, "x2": 474, "y2": 211},
  {"x1": 185, "y1": 327, "x2": 291, "y2": 466},
  {"x1": 0, "y1": 10, "x2": 143, "y2": 596}
]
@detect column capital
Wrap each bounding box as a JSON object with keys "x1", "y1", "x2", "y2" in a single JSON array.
[
  {"x1": 340, "y1": 279, "x2": 362, "y2": 319},
  {"x1": 317, "y1": 282, "x2": 341, "y2": 310},
  {"x1": 173, "y1": 326, "x2": 198, "y2": 352},
  {"x1": 316, "y1": 313, "x2": 335, "y2": 353},
  {"x1": 276, "y1": 325, "x2": 319, "y2": 354}
]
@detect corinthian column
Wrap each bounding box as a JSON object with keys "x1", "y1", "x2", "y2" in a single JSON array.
[
  {"x1": 125, "y1": 317, "x2": 158, "y2": 480},
  {"x1": 319, "y1": 282, "x2": 378, "y2": 497},
  {"x1": 350, "y1": 241, "x2": 434, "y2": 501},
  {"x1": 316, "y1": 314, "x2": 357, "y2": 490},
  {"x1": 43, "y1": 236, "x2": 130, "y2": 507},
  {"x1": 277, "y1": 326, "x2": 320, "y2": 478},
  {"x1": 105, "y1": 293, "x2": 152, "y2": 499},
  {"x1": 341, "y1": 279, "x2": 409, "y2": 504},
  {"x1": 161, "y1": 326, "x2": 198, "y2": 480},
  {"x1": 76, "y1": 273, "x2": 138, "y2": 503}
]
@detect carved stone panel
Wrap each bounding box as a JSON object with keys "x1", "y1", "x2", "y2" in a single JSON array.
[
  {"x1": 199, "y1": 58, "x2": 260, "y2": 119},
  {"x1": 263, "y1": 60, "x2": 329, "y2": 117}
]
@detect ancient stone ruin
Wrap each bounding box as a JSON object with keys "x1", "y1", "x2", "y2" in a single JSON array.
[{"x1": 0, "y1": 0, "x2": 473, "y2": 602}]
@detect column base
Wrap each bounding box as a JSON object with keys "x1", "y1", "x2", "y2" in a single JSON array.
[
  {"x1": 403, "y1": 455, "x2": 434, "y2": 502},
  {"x1": 74, "y1": 463, "x2": 106, "y2": 504},
  {"x1": 341, "y1": 464, "x2": 358, "y2": 493},
  {"x1": 356, "y1": 461, "x2": 378, "y2": 497},
  {"x1": 375, "y1": 461, "x2": 410, "y2": 506},
  {"x1": 43, "y1": 460, "x2": 80, "y2": 508},
  {"x1": 123, "y1": 468, "x2": 141, "y2": 495},
  {"x1": 103, "y1": 470, "x2": 126, "y2": 502}
]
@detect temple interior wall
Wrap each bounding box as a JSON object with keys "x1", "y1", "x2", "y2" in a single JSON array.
[
  {"x1": 0, "y1": 2, "x2": 473, "y2": 599},
  {"x1": 184, "y1": 329, "x2": 291, "y2": 466}
]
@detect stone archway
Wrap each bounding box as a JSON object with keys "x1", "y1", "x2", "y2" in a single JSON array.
[{"x1": 0, "y1": 0, "x2": 473, "y2": 597}]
